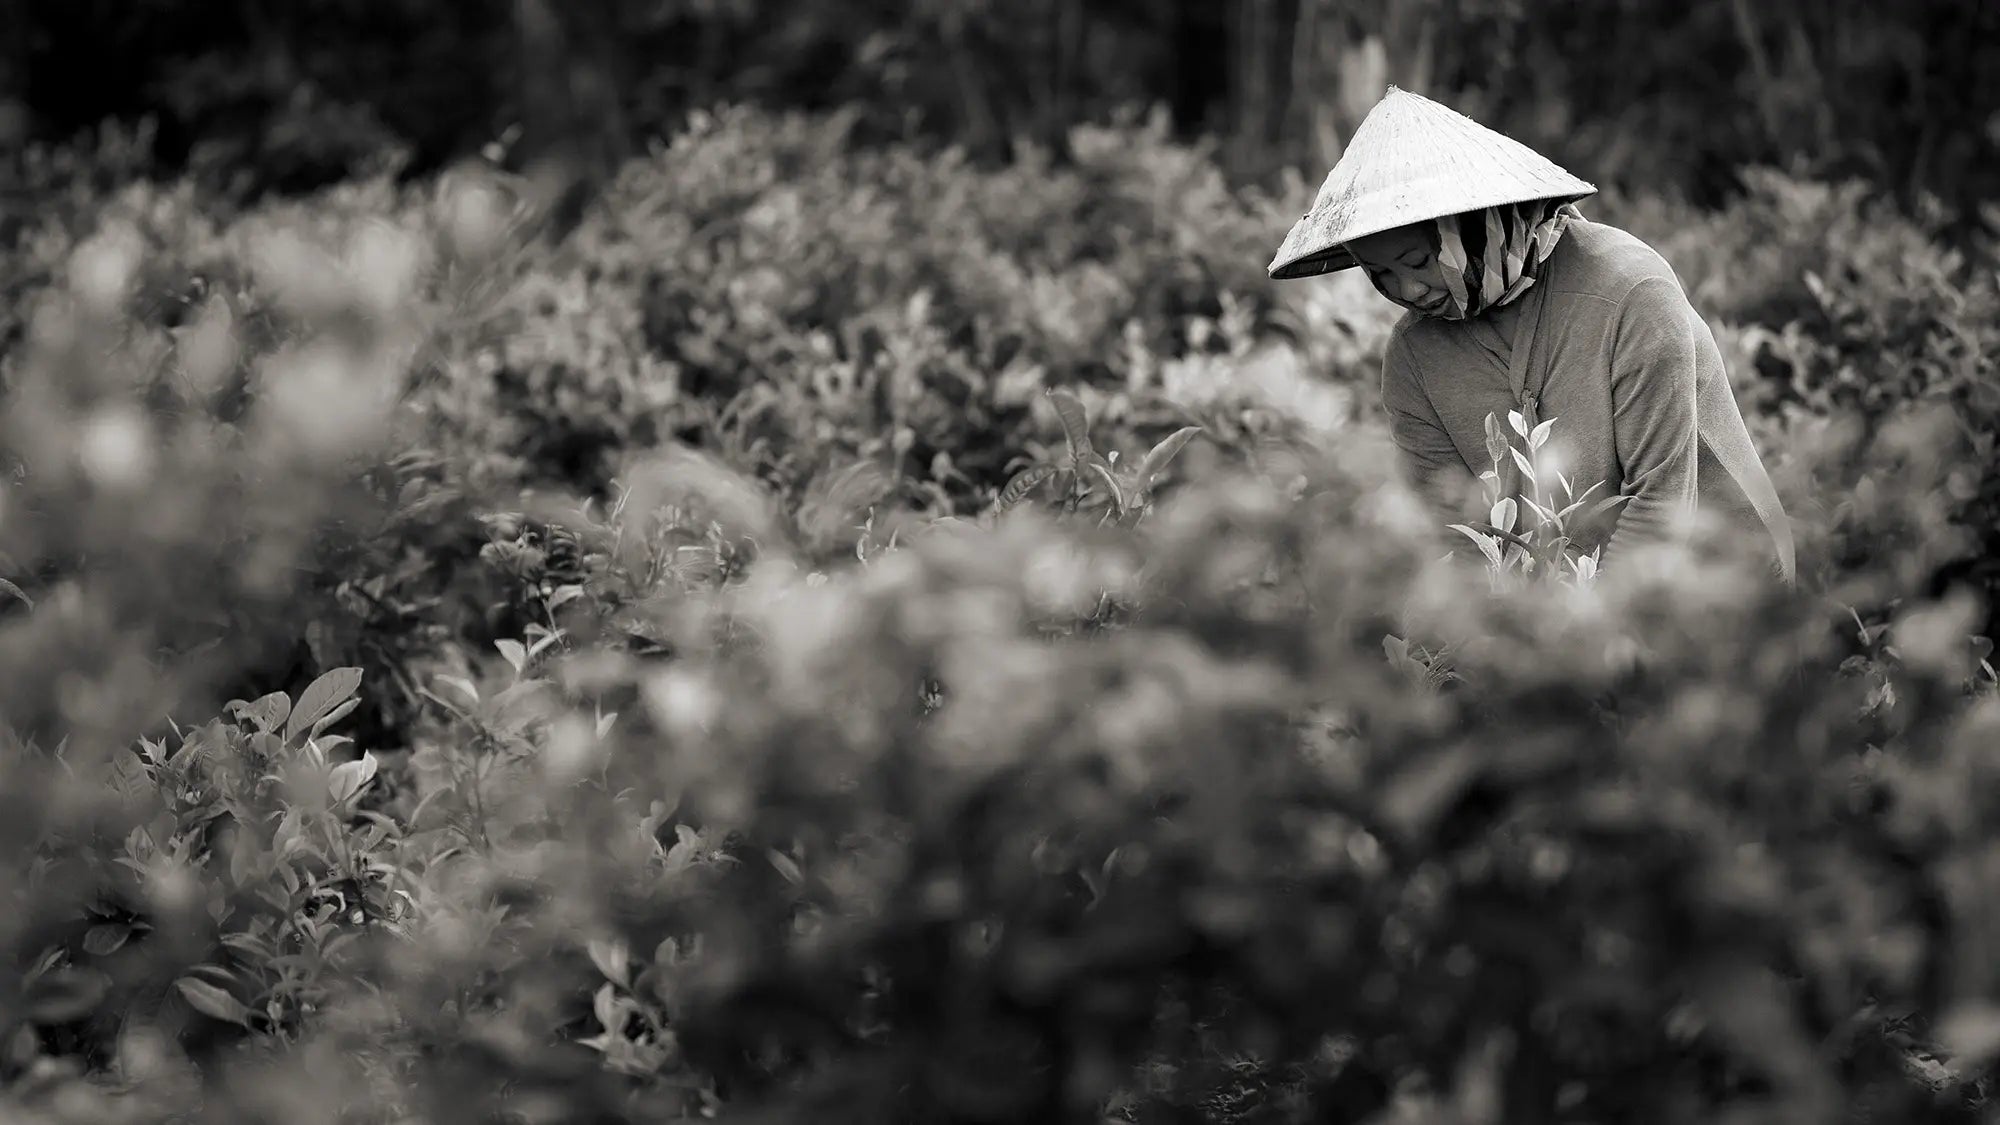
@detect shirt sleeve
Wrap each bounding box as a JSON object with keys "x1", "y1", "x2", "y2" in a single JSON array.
[
  {"x1": 1600, "y1": 275, "x2": 1701, "y2": 571},
  {"x1": 1380, "y1": 328, "x2": 1473, "y2": 526}
]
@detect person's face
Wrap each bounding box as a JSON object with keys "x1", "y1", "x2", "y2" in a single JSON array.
[{"x1": 1347, "y1": 225, "x2": 1449, "y2": 315}]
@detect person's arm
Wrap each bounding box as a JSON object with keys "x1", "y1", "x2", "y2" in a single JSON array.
[
  {"x1": 1600, "y1": 275, "x2": 1701, "y2": 570},
  {"x1": 1380, "y1": 331, "x2": 1475, "y2": 528}
]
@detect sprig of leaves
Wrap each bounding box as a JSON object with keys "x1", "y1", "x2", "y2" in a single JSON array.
[
  {"x1": 997, "y1": 389, "x2": 1204, "y2": 525},
  {"x1": 1450, "y1": 410, "x2": 1628, "y2": 587}
]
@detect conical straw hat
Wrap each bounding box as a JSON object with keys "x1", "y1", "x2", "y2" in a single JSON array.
[{"x1": 1268, "y1": 86, "x2": 1596, "y2": 280}]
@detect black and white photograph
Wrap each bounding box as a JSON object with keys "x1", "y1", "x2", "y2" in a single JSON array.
[{"x1": 2, "y1": 2, "x2": 1998, "y2": 1121}]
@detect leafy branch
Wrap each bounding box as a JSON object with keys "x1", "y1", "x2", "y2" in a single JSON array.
[{"x1": 997, "y1": 389, "x2": 1204, "y2": 526}]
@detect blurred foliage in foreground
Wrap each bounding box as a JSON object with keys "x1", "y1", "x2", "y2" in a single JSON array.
[{"x1": 2, "y1": 107, "x2": 2000, "y2": 1122}]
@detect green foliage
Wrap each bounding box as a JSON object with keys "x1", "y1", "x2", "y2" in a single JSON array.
[{"x1": 3, "y1": 108, "x2": 2000, "y2": 1125}]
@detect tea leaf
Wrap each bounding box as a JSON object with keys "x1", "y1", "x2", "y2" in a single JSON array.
[
  {"x1": 1529, "y1": 417, "x2": 1555, "y2": 450},
  {"x1": 1448, "y1": 524, "x2": 1505, "y2": 570},
  {"x1": 434, "y1": 675, "x2": 480, "y2": 707},
  {"x1": 997, "y1": 464, "x2": 1057, "y2": 511},
  {"x1": 229, "y1": 692, "x2": 291, "y2": 734},
  {"x1": 175, "y1": 977, "x2": 255, "y2": 1027},
  {"x1": 586, "y1": 938, "x2": 631, "y2": 988},
  {"x1": 310, "y1": 698, "x2": 360, "y2": 739},
  {"x1": 1046, "y1": 389, "x2": 1094, "y2": 460},
  {"x1": 328, "y1": 752, "x2": 379, "y2": 806},
  {"x1": 1052, "y1": 468, "x2": 1077, "y2": 505},
  {"x1": 496, "y1": 639, "x2": 528, "y2": 674},
  {"x1": 1138, "y1": 426, "x2": 1203, "y2": 483},
  {"x1": 1482, "y1": 414, "x2": 1509, "y2": 469},
  {"x1": 82, "y1": 924, "x2": 133, "y2": 956},
  {"x1": 591, "y1": 983, "x2": 626, "y2": 1036},
  {"x1": 286, "y1": 667, "x2": 363, "y2": 743},
  {"x1": 768, "y1": 848, "x2": 806, "y2": 886},
  {"x1": 1085, "y1": 458, "x2": 1125, "y2": 511},
  {"x1": 0, "y1": 577, "x2": 32, "y2": 610},
  {"x1": 1583, "y1": 494, "x2": 1633, "y2": 522}
]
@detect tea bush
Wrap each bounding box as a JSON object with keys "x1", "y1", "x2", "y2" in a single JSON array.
[
  {"x1": 3, "y1": 108, "x2": 1999, "y2": 1124},
  {"x1": 421, "y1": 106, "x2": 1382, "y2": 504}
]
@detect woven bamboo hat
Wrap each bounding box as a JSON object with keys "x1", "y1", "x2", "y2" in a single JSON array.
[{"x1": 1268, "y1": 86, "x2": 1597, "y2": 281}]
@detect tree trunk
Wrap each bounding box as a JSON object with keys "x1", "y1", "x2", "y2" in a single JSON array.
[
  {"x1": 511, "y1": 0, "x2": 630, "y2": 236},
  {"x1": 1229, "y1": 0, "x2": 1280, "y2": 175},
  {"x1": 1167, "y1": 0, "x2": 1228, "y2": 134}
]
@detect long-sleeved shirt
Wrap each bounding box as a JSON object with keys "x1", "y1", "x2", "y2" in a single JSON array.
[{"x1": 1379, "y1": 217, "x2": 1795, "y2": 581}]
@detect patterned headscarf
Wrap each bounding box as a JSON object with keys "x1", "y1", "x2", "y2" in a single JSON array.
[{"x1": 1425, "y1": 199, "x2": 1582, "y2": 321}]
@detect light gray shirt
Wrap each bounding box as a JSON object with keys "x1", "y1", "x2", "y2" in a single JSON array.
[{"x1": 1380, "y1": 218, "x2": 1794, "y2": 580}]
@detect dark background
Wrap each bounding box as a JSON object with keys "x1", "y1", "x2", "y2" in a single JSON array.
[{"x1": 5, "y1": 0, "x2": 1997, "y2": 223}]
